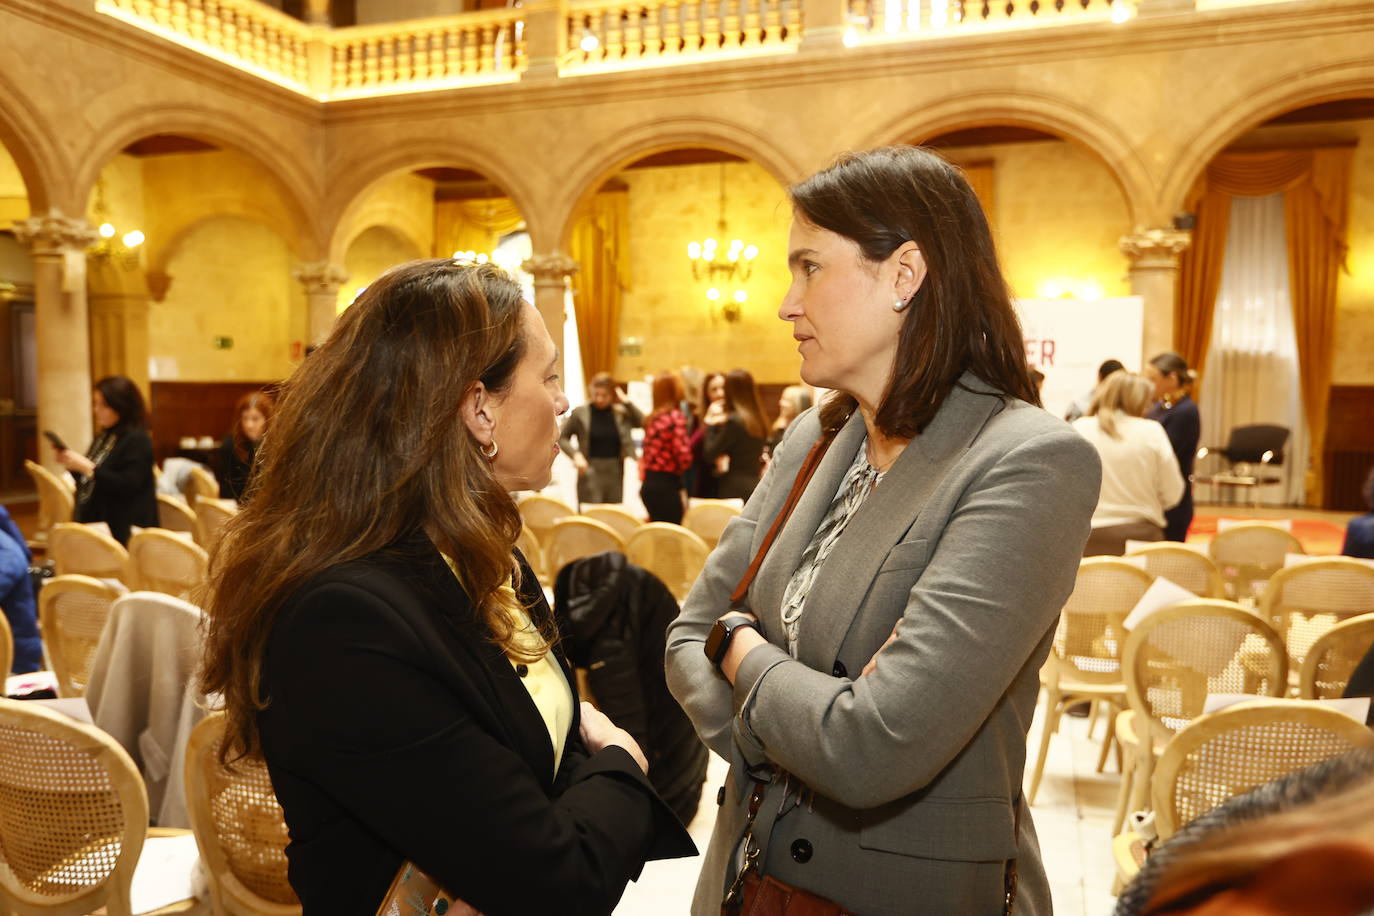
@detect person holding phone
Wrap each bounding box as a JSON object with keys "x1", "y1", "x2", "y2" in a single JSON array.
[{"x1": 52, "y1": 376, "x2": 158, "y2": 545}]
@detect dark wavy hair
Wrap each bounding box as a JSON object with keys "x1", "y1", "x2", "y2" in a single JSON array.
[
  {"x1": 788, "y1": 146, "x2": 1039, "y2": 436},
  {"x1": 200, "y1": 260, "x2": 532, "y2": 762},
  {"x1": 94, "y1": 376, "x2": 148, "y2": 432}
]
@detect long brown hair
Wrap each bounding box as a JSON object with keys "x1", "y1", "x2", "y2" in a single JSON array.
[
  {"x1": 789, "y1": 146, "x2": 1039, "y2": 437},
  {"x1": 647, "y1": 371, "x2": 684, "y2": 423},
  {"x1": 723, "y1": 368, "x2": 768, "y2": 440},
  {"x1": 200, "y1": 260, "x2": 530, "y2": 762},
  {"x1": 230, "y1": 389, "x2": 275, "y2": 462}
]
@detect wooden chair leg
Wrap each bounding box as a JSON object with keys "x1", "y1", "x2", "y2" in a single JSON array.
[{"x1": 1027, "y1": 689, "x2": 1063, "y2": 804}]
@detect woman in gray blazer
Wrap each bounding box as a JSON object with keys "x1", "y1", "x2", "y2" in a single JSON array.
[{"x1": 666, "y1": 147, "x2": 1102, "y2": 916}]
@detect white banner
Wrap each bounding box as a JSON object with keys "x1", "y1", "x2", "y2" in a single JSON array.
[{"x1": 1014, "y1": 297, "x2": 1144, "y2": 419}]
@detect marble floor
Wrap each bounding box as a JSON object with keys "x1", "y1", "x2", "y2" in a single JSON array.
[{"x1": 616, "y1": 695, "x2": 1122, "y2": 916}]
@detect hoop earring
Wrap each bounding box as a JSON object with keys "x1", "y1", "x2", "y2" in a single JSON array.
[
  {"x1": 892, "y1": 295, "x2": 909, "y2": 312},
  {"x1": 480, "y1": 440, "x2": 499, "y2": 459}
]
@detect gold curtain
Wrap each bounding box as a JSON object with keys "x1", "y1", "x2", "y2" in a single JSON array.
[
  {"x1": 434, "y1": 197, "x2": 525, "y2": 258},
  {"x1": 1173, "y1": 146, "x2": 1354, "y2": 503},
  {"x1": 568, "y1": 189, "x2": 631, "y2": 378}
]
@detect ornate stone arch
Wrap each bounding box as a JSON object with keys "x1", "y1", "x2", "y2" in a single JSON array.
[
  {"x1": 859, "y1": 90, "x2": 1155, "y2": 228},
  {"x1": 1159, "y1": 58, "x2": 1374, "y2": 214},
  {"x1": 145, "y1": 210, "x2": 316, "y2": 286},
  {"x1": 552, "y1": 117, "x2": 807, "y2": 252},
  {"x1": 71, "y1": 104, "x2": 324, "y2": 258},
  {"x1": 0, "y1": 70, "x2": 64, "y2": 214},
  {"x1": 325, "y1": 139, "x2": 538, "y2": 264}
]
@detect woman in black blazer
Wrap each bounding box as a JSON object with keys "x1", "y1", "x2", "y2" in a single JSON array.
[
  {"x1": 199, "y1": 260, "x2": 693, "y2": 915},
  {"x1": 217, "y1": 389, "x2": 273, "y2": 503},
  {"x1": 54, "y1": 375, "x2": 157, "y2": 545},
  {"x1": 702, "y1": 368, "x2": 769, "y2": 500}
]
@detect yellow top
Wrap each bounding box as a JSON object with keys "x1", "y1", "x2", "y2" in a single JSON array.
[{"x1": 441, "y1": 554, "x2": 574, "y2": 774}]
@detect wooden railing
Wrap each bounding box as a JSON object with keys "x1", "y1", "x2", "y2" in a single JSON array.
[
  {"x1": 844, "y1": 0, "x2": 1126, "y2": 39},
  {"x1": 329, "y1": 11, "x2": 527, "y2": 94},
  {"x1": 563, "y1": 0, "x2": 802, "y2": 69}
]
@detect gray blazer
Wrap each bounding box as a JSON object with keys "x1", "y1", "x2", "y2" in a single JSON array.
[{"x1": 666, "y1": 374, "x2": 1101, "y2": 916}]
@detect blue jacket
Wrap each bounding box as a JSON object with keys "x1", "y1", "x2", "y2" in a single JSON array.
[
  {"x1": 0, "y1": 506, "x2": 42, "y2": 673},
  {"x1": 1343, "y1": 512, "x2": 1374, "y2": 561}
]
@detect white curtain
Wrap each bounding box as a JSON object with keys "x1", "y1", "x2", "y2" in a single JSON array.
[{"x1": 1199, "y1": 193, "x2": 1308, "y2": 506}]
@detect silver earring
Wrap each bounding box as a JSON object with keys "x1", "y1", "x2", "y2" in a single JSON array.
[
  {"x1": 892, "y1": 295, "x2": 908, "y2": 312},
  {"x1": 480, "y1": 440, "x2": 499, "y2": 459}
]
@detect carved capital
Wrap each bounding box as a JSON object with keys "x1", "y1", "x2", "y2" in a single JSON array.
[
  {"x1": 293, "y1": 261, "x2": 350, "y2": 294},
  {"x1": 12, "y1": 211, "x2": 99, "y2": 256},
  {"x1": 521, "y1": 252, "x2": 579, "y2": 284},
  {"x1": 1119, "y1": 227, "x2": 1192, "y2": 269}
]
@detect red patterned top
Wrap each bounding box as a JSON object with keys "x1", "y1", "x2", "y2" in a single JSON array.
[{"x1": 640, "y1": 408, "x2": 693, "y2": 475}]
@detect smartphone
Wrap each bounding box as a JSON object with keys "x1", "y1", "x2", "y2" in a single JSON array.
[{"x1": 43, "y1": 430, "x2": 68, "y2": 452}]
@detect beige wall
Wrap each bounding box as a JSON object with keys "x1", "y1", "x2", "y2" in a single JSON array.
[
  {"x1": 1229, "y1": 118, "x2": 1374, "y2": 385},
  {"x1": 150, "y1": 216, "x2": 305, "y2": 381},
  {"x1": 0, "y1": 144, "x2": 26, "y2": 227},
  {"x1": 354, "y1": 0, "x2": 451, "y2": 24},
  {"x1": 940, "y1": 139, "x2": 1133, "y2": 303},
  {"x1": 341, "y1": 224, "x2": 426, "y2": 312},
  {"x1": 613, "y1": 161, "x2": 797, "y2": 383}
]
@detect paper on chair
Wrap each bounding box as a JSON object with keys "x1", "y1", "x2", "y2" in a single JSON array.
[
  {"x1": 1202, "y1": 694, "x2": 1372, "y2": 723},
  {"x1": 1118, "y1": 555, "x2": 1149, "y2": 570},
  {"x1": 82, "y1": 521, "x2": 113, "y2": 538},
  {"x1": 129, "y1": 833, "x2": 201, "y2": 913},
  {"x1": 1124, "y1": 576, "x2": 1198, "y2": 630}
]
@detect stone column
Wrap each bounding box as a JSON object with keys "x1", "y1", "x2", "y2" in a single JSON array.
[
  {"x1": 799, "y1": 0, "x2": 849, "y2": 51},
  {"x1": 13, "y1": 212, "x2": 99, "y2": 472},
  {"x1": 1119, "y1": 227, "x2": 1191, "y2": 363},
  {"x1": 521, "y1": 0, "x2": 568, "y2": 81},
  {"x1": 293, "y1": 261, "x2": 350, "y2": 346},
  {"x1": 522, "y1": 252, "x2": 579, "y2": 377},
  {"x1": 303, "y1": 0, "x2": 331, "y2": 26}
]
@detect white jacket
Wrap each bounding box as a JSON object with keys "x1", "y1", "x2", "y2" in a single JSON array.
[{"x1": 1073, "y1": 414, "x2": 1185, "y2": 529}]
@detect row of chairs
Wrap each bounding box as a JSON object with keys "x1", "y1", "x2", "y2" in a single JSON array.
[
  {"x1": 48, "y1": 523, "x2": 209, "y2": 601},
  {"x1": 1029, "y1": 554, "x2": 1374, "y2": 832},
  {"x1": 1124, "y1": 522, "x2": 1309, "y2": 601},
  {"x1": 0, "y1": 701, "x2": 297, "y2": 915},
  {"x1": 1111, "y1": 697, "x2": 1374, "y2": 890},
  {"x1": 518, "y1": 495, "x2": 741, "y2": 549}
]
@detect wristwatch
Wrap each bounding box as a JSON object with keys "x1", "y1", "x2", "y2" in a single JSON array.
[{"x1": 704, "y1": 614, "x2": 762, "y2": 668}]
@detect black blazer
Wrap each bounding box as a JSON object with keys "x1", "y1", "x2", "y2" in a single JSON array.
[
  {"x1": 703, "y1": 414, "x2": 766, "y2": 500},
  {"x1": 217, "y1": 436, "x2": 255, "y2": 502},
  {"x1": 257, "y1": 534, "x2": 694, "y2": 915},
  {"x1": 72, "y1": 428, "x2": 158, "y2": 545}
]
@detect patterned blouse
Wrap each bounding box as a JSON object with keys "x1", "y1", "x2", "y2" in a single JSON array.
[
  {"x1": 640, "y1": 408, "x2": 693, "y2": 475},
  {"x1": 779, "y1": 439, "x2": 885, "y2": 657}
]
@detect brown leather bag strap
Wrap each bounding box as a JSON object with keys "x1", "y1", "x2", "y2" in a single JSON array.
[{"x1": 729, "y1": 424, "x2": 844, "y2": 607}]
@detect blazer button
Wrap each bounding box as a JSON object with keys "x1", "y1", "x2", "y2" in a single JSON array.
[
  {"x1": 717, "y1": 786, "x2": 726, "y2": 807},
  {"x1": 831, "y1": 661, "x2": 847, "y2": 678},
  {"x1": 515, "y1": 664, "x2": 529, "y2": 678},
  {"x1": 790, "y1": 838, "x2": 813, "y2": 863}
]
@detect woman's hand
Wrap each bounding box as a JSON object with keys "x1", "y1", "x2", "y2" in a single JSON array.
[
  {"x1": 572, "y1": 453, "x2": 589, "y2": 474},
  {"x1": 861, "y1": 621, "x2": 901, "y2": 677},
  {"x1": 55, "y1": 449, "x2": 94, "y2": 476},
  {"x1": 704, "y1": 401, "x2": 728, "y2": 426},
  {"x1": 716, "y1": 610, "x2": 766, "y2": 684},
  {"x1": 578, "y1": 702, "x2": 649, "y2": 774}
]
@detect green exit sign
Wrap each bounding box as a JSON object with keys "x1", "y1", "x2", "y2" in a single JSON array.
[{"x1": 214, "y1": 336, "x2": 233, "y2": 349}]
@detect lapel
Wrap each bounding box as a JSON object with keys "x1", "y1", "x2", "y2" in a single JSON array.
[
  {"x1": 750, "y1": 410, "x2": 867, "y2": 644},
  {"x1": 407, "y1": 539, "x2": 561, "y2": 792},
  {"x1": 775, "y1": 375, "x2": 1007, "y2": 669}
]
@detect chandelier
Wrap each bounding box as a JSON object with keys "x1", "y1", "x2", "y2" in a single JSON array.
[
  {"x1": 687, "y1": 164, "x2": 758, "y2": 322},
  {"x1": 87, "y1": 178, "x2": 146, "y2": 269}
]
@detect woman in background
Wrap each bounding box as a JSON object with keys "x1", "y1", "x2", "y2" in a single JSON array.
[
  {"x1": 1145, "y1": 351, "x2": 1200, "y2": 542},
  {"x1": 559, "y1": 372, "x2": 643, "y2": 507},
  {"x1": 219, "y1": 389, "x2": 274, "y2": 503},
  {"x1": 54, "y1": 375, "x2": 157, "y2": 545},
  {"x1": 1073, "y1": 371, "x2": 1185, "y2": 556},
  {"x1": 766, "y1": 384, "x2": 814, "y2": 458},
  {"x1": 1341, "y1": 466, "x2": 1374, "y2": 560},
  {"x1": 689, "y1": 372, "x2": 725, "y2": 499},
  {"x1": 639, "y1": 372, "x2": 694, "y2": 524},
  {"x1": 703, "y1": 368, "x2": 769, "y2": 501}
]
